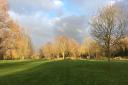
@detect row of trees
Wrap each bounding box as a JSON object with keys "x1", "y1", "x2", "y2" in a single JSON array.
[
  {"x1": 40, "y1": 36, "x2": 80, "y2": 59},
  {"x1": 40, "y1": 5, "x2": 128, "y2": 60},
  {"x1": 39, "y1": 35, "x2": 128, "y2": 60},
  {"x1": 0, "y1": 0, "x2": 128, "y2": 60}
]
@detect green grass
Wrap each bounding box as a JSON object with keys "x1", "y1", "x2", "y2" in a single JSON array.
[{"x1": 0, "y1": 60, "x2": 128, "y2": 85}]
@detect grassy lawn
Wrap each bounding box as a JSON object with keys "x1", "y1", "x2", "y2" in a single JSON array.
[{"x1": 0, "y1": 60, "x2": 128, "y2": 85}]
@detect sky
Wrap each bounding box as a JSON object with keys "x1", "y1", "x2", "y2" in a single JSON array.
[{"x1": 7, "y1": 0, "x2": 127, "y2": 49}]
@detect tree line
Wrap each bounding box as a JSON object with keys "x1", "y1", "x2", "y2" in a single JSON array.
[
  {"x1": 0, "y1": 1, "x2": 128, "y2": 60},
  {"x1": 39, "y1": 5, "x2": 128, "y2": 60},
  {"x1": 39, "y1": 35, "x2": 128, "y2": 60}
]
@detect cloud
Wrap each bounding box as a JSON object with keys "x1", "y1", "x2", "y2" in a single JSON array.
[
  {"x1": 116, "y1": 0, "x2": 128, "y2": 7},
  {"x1": 53, "y1": 0, "x2": 63, "y2": 8},
  {"x1": 8, "y1": 0, "x2": 65, "y2": 48},
  {"x1": 107, "y1": 0, "x2": 124, "y2": 6},
  {"x1": 9, "y1": 11, "x2": 54, "y2": 48},
  {"x1": 9, "y1": 10, "x2": 89, "y2": 47},
  {"x1": 108, "y1": 0, "x2": 116, "y2": 5},
  {"x1": 8, "y1": 0, "x2": 63, "y2": 14},
  {"x1": 68, "y1": 0, "x2": 124, "y2": 11},
  {"x1": 7, "y1": 0, "x2": 128, "y2": 49},
  {"x1": 53, "y1": 15, "x2": 88, "y2": 42}
]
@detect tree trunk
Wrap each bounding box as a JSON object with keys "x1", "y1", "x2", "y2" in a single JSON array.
[
  {"x1": 107, "y1": 46, "x2": 112, "y2": 85},
  {"x1": 63, "y1": 52, "x2": 65, "y2": 60},
  {"x1": 107, "y1": 46, "x2": 111, "y2": 63},
  {"x1": 57, "y1": 54, "x2": 59, "y2": 59}
]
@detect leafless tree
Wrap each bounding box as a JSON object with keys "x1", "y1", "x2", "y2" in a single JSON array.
[
  {"x1": 68, "y1": 38, "x2": 80, "y2": 59},
  {"x1": 91, "y1": 5, "x2": 127, "y2": 62},
  {"x1": 41, "y1": 42, "x2": 56, "y2": 59},
  {"x1": 55, "y1": 36, "x2": 69, "y2": 59}
]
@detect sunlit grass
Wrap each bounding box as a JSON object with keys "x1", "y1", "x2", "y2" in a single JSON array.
[
  {"x1": 0, "y1": 60, "x2": 50, "y2": 76},
  {"x1": 0, "y1": 60, "x2": 128, "y2": 85}
]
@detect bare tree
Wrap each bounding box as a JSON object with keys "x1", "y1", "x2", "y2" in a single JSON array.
[
  {"x1": 55, "y1": 36, "x2": 69, "y2": 59},
  {"x1": 41, "y1": 42, "x2": 56, "y2": 59},
  {"x1": 40, "y1": 36, "x2": 80, "y2": 60},
  {"x1": 68, "y1": 38, "x2": 80, "y2": 59},
  {"x1": 80, "y1": 37, "x2": 102, "y2": 59},
  {"x1": 91, "y1": 5, "x2": 127, "y2": 62}
]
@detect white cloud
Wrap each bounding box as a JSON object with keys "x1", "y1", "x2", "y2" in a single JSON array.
[
  {"x1": 9, "y1": 10, "x2": 89, "y2": 47},
  {"x1": 108, "y1": 0, "x2": 116, "y2": 5},
  {"x1": 9, "y1": 11, "x2": 55, "y2": 48},
  {"x1": 107, "y1": 0, "x2": 124, "y2": 6},
  {"x1": 53, "y1": 0, "x2": 63, "y2": 8},
  {"x1": 7, "y1": 0, "x2": 65, "y2": 48},
  {"x1": 8, "y1": 0, "x2": 64, "y2": 14},
  {"x1": 8, "y1": 0, "x2": 127, "y2": 49}
]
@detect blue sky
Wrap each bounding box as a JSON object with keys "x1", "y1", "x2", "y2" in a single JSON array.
[{"x1": 7, "y1": 0, "x2": 126, "y2": 49}]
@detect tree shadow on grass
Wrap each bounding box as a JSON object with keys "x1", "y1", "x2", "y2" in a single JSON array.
[{"x1": 0, "y1": 60, "x2": 128, "y2": 85}]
